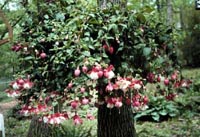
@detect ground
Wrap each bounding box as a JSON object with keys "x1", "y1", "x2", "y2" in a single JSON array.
[{"x1": 0, "y1": 100, "x2": 17, "y2": 115}]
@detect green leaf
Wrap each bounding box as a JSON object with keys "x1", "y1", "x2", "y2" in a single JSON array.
[
  {"x1": 82, "y1": 51, "x2": 91, "y2": 57},
  {"x1": 142, "y1": 6, "x2": 154, "y2": 13},
  {"x1": 24, "y1": 56, "x2": 34, "y2": 60},
  {"x1": 136, "y1": 13, "x2": 146, "y2": 23},
  {"x1": 151, "y1": 112, "x2": 160, "y2": 121},
  {"x1": 169, "y1": 113, "x2": 177, "y2": 117},
  {"x1": 143, "y1": 47, "x2": 151, "y2": 57},
  {"x1": 108, "y1": 24, "x2": 118, "y2": 32},
  {"x1": 44, "y1": 14, "x2": 49, "y2": 19},
  {"x1": 159, "y1": 109, "x2": 167, "y2": 116}
]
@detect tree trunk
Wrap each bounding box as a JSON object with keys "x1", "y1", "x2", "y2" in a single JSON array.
[
  {"x1": 97, "y1": 0, "x2": 136, "y2": 136},
  {"x1": 27, "y1": 116, "x2": 53, "y2": 137},
  {"x1": 179, "y1": 6, "x2": 185, "y2": 30},
  {"x1": 166, "y1": 0, "x2": 173, "y2": 25},
  {"x1": 98, "y1": 104, "x2": 137, "y2": 137},
  {"x1": 98, "y1": 0, "x2": 127, "y2": 9}
]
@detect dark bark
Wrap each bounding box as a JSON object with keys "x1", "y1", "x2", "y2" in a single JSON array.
[
  {"x1": 98, "y1": 104, "x2": 137, "y2": 137},
  {"x1": 27, "y1": 116, "x2": 53, "y2": 137}
]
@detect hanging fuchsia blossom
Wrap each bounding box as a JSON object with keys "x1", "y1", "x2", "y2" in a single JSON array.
[
  {"x1": 164, "y1": 78, "x2": 169, "y2": 86},
  {"x1": 11, "y1": 44, "x2": 22, "y2": 52},
  {"x1": 74, "y1": 67, "x2": 81, "y2": 77},
  {"x1": 67, "y1": 81, "x2": 73, "y2": 89},
  {"x1": 104, "y1": 65, "x2": 115, "y2": 79},
  {"x1": 11, "y1": 81, "x2": 20, "y2": 90},
  {"x1": 115, "y1": 77, "x2": 131, "y2": 92},
  {"x1": 147, "y1": 72, "x2": 155, "y2": 83},
  {"x1": 40, "y1": 52, "x2": 47, "y2": 59},
  {"x1": 105, "y1": 97, "x2": 123, "y2": 109},
  {"x1": 5, "y1": 89, "x2": 21, "y2": 97},
  {"x1": 23, "y1": 79, "x2": 33, "y2": 89},
  {"x1": 7, "y1": 78, "x2": 34, "y2": 98},
  {"x1": 71, "y1": 100, "x2": 79, "y2": 109},
  {"x1": 82, "y1": 66, "x2": 88, "y2": 73},
  {"x1": 130, "y1": 79, "x2": 143, "y2": 90},
  {"x1": 88, "y1": 66, "x2": 100, "y2": 80},
  {"x1": 80, "y1": 87, "x2": 86, "y2": 93},
  {"x1": 106, "y1": 82, "x2": 114, "y2": 92},
  {"x1": 73, "y1": 114, "x2": 83, "y2": 125},
  {"x1": 86, "y1": 113, "x2": 95, "y2": 120},
  {"x1": 81, "y1": 98, "x2": 89, "y2": 105},
  {"x1": 20, "y1": 104, "x2": 51, "y2": 116}
]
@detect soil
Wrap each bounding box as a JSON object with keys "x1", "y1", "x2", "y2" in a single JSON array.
[{"x1": 0, "y1": 100, "x2": 17, "y2": 115}]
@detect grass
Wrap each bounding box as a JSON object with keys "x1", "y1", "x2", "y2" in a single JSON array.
[
  {"x1": 136, "y1": 114, "x2": 200, "y2": 137},
  {"x1": 182, "y1": 68, "x2": 200, "y2": 79}
]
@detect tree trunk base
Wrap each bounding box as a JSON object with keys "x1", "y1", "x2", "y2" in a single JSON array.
[
  {"x1": 98, "y1": 104, "x2": 137, "y2": 137},
  {"x1": 27, "y1": 116, "x2": 52, "y2": 137}
]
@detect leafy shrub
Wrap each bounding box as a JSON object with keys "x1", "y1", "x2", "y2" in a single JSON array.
[
  {"x1": 5, "y1": 117, "x2": 30, "y2": 137},
  {"x1": 134, "y1": 95, "x2": 180, "y2": 121}
]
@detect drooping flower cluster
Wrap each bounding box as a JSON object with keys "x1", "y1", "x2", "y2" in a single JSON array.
[
  {"x1": 43, "y1": 113, "x2": 69, "y2": 125},
  {"x1": 146, "y1": 71, "x2": 192, "y2": 101},
  {"x1": 5, "y1": 78, "x2": 33, "y2": 97},
  {"x1": 6, "y1": 62, "x2": 192, "y2": 126},
  {"x1": 88, "y1": 64, "x2": 115, "y2": 80},
  {"x1": 132, "y1": 94, "x2": 149, "y2": 111},
  {"x1": 68, "y1": 63, "x2": 147, "y2": 112},
  {"x1": 20, "y1": 104, "x2": 51, "y2": 116},
  {"x1": 11, "y1": 43, "x2": 23, "y2": 52}
]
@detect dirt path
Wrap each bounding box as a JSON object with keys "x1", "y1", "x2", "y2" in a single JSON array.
[{"x1": 0, "y1": 100, "x2": 17, "y2": 115}]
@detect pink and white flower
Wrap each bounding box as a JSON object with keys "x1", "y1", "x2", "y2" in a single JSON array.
[
  {"x1": 133, "y1": 83, "x2": 142, "y2": 90},
  {"x1": 86, "y1": 113, "x2": 95, "y2": 120},
  {"x1": 88, "y1": 67, "x2": 99, "y2": 80},
  {"x1": 43, "y1": 113, "x2": 68, "y2": 125},
  {"x1": 81, "y1": 98, "x2": 89, "y2": 105},
  {"x1": 74, "y1": 68, "x2": 81, "y2": 77},
  {"x1": 82, "y1": 66, "x2": 88, "y2": 73},
  {"x1": 5, "y1": 89, "x2": 21, "y2": 98},
  {"x1": 130, "y1": 79, "x2": 143, "y2": 90},
  {"x1": 115, "y1": 78, "x2": 131, "y2": 92},
  {"x1": 164, "y1": 78, "x2": 169, "y2": 86},
  {"x1": 68, "y1": 81, "x2": 73, "y2": 89},
  {"x1": 23, "y1": 79, "x2": 33, "y2": 89},
  {"x1": 115, "y1": 100, "x2": 123, "y2": 108},
  {"x1": 71, "y1": 100, "x2": 79, "y2": 109},
  {"x1": 11, "y1": 82, "x2": 20, "y2": 90},
  {"x1": 104, "y1": 65, "x2": 115, "y2": 79},
  {"x1": 40, "y1": 52, "x2": 47, "y2": 59},
  {"x1": 106, "y1": 82, "x2": 114, "y2": 92},
  {"x1": 73, "y1": 114, "x2": 83, "y2": 125},
  {"x1": 80, "y1": 87, "x2": 85, "y2": 93}
]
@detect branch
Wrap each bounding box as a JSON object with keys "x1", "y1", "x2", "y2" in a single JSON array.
[
  {"x1": 0, "y1": 15, "x2": 23, "y2": 40},
  {"x1": 0, "y1": 0, "x2": 10, "y2": 9},
  {"x1": 0, "y1": 9, "x2": 13, "y2": 46}
]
